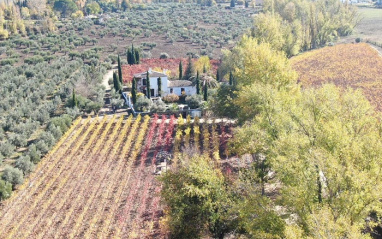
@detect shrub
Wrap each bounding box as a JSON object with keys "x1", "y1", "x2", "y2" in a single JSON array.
[
  {"x1": 160, "y1": 52, "x2": 170, "y2": 59},
  {"x1": 111, "y1": 98, "x2": 124, "y2": 112},
  {"x1": 24, "y1": 55, "x2": 44, "y2": 64},
  {"x1": 186, "y1": 94, "x2": 203, "y2": 109},
  {"x1": 2, "y1": 166, "x2": 24, "y2": 189},
  {"x1": 108, "y1": 54, "x2": 118, "y2": 64},
  {"x1": 49, "y1": 114, "x2": 73, "y2": 134},
  {"x1": 137, "y1": 92, "x2": 145, "y2": 98},
  {"x1": 15, "y1": 155, "x2": 35, "y2": 175},
  {"x1": 0, "y1": 141, "x2": 15, "y2": 158},
  {"x1": 84, "y1": 101, "x2": 103, "y2": 114},
  {"x1": 28, "y1": 144, "x2": 41, "y2": 163},
  {"x1": 355, "y1": 38, "x2": 361, "y2": 43},
  {"x1": 0, "y1": 59, "x2": 16, "y2": 66},
  {"x1": 0, "y1": 180, "x2": 12, "y2": 200},
  {"x1": 163, "y1": 94, "x2": 179, "y2": 103},
  {"x1": 150, "y1": 100, "x2": 167, "y2": 112},
  {"x1": 66, "y1": 107, "x2": 81, "y2": 119},
  {"x1": 47, "y1": 124, "x2": 63, "y2": 140},
  {"x1": 179, "y1": 91, "x2": 187, "y2": 104},
  {"x1": 135, "y1": 96, "x2": 152, "y2": 112},
  {"x1": 36, "y1": 139, "x2": 49, "y2": 154},
  {"x1": 39, "y1": 132, "x2": 56, "y2": 148},
  {"x1": 0, "y1": 29, "x2": 9, "y2": 40}
]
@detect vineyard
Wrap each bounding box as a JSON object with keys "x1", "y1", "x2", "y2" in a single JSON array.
[
  {"x1": 291, "y1": 43, "x2": 382, "y2": 111},
  {"x1": 0, "y1": 114, "x2": 234, "y2": 239}
]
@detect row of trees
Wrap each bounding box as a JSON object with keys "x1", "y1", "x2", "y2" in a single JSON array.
[
  {"x1": 0, "y1": 0, "x2": 56, "y2": 39},
  {"x1": 251, "y1": 0, "x2": 358, "y2": 57},
  {"x1": 53, "y1": 0, "x2": 131, "y2": 17}
]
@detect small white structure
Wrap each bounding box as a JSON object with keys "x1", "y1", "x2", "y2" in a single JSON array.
[
  {"x1": 134, "y1": 69, "x2": 197, "y2": 97},
  {"x1": 168, "y1": 80, "x2": 197, "y2": 96}
]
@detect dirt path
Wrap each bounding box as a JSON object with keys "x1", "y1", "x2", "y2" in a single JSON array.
[
  {"x1": 369, "y1": 43, "x2": 382, "y2": 58},
  {"x1": 99, "y1": 65, "x2": 118, "y2": 115},
  {"x1": 102, "y1": 64, "x2": 117, "y2": 91}
]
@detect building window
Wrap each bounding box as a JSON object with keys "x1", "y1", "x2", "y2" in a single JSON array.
[
  {"x1": 170, "y1": 88, "x2": 173, "y2": 93},
  {"x1": 151, "y1": 89, "x2": 155, "y2": 97},
  {"x1": 143, "y1": 79, "x2": 146, "y2": 85}
]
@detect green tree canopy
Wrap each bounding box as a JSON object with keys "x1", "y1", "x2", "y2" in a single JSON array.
[
  {"x1": 225, "y1": 35, "x2": 382, "y2": 237},
  {"x1": 85, "y1": 2, "x2": 101, "y2": 15},
  {"x1": 160, "y1": 156, "x2": 231, "y2": 239},
  {"x1": 53, "y1": 0, "x2": 78, "y2": 18}
]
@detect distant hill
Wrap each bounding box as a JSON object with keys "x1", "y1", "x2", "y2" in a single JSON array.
[{"x1": 291, "y1": 43, "x2": 382, "y2": 111}]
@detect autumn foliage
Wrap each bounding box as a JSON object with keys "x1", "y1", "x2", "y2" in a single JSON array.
[{"x1": 291, "y1": 43, "x2": 382, "y2": 111}]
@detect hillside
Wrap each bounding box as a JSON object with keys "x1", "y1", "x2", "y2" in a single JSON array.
[
  {"x1": 121, "y1": 58, "x2": 220, "y2": 82},
  {"x1": 291, "y1": 43, "x2": 382, "y2": 111}
]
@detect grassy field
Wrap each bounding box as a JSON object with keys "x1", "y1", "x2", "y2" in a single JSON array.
[
  {"x1": 0, "y1": 114, "x2": 233, "y2": 239},
  {"x1": 339, "y1": 7, "x2": 382, "y2": 45},
  {"x1": 291, "y1": 43, "x2": 382, "y2": 111},
  {"x1": 356, "y1": 7, "x2": 382, "y2": 43}
]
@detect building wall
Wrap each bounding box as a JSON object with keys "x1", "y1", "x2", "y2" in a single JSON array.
[
  {"x1": 169, "y1": 86, "x2": 196, "y2": 96},
  {"x1": 136, "y1": 76, "x2": 197, "y2": 97},
  {"x1": 137, "y1": 76, "x2": 169, "y2": 97}
]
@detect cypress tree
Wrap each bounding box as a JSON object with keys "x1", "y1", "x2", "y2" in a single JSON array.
[
  {"x1": 179, "y1": 60, "x2": 183, "y2": 80},
  {"x1": 203, "y1": 83, "x2": 208, "y2": 101},
  {"x1": 196, "y1": 71, "x2": 200, "y2": 95},
  {"x1": 117, "y1": 55, "x2": 123, "y2": 84},
  {"x1": 127, "y1": 49, "x2": 131, "y2": 65},
  {"x1": 135, "y1": 48, "x2": 140, "y2": 64},
  {"x1": 122, "y1": 0, "x2": 129, "y2": 11},
  {"x1": 132, "y1": 77, "x2": 137, "y2": 104},
  {"x1": 216, "y1": 69, "x2": 220, "y2": 82},
  {"x1": 146, "y1": 71, "x2": 151, "y2": 99},
  {"x1": 157, "y1": 77, "x2": 162, "y2": 97},
  {"x1": 184, "y1": 56, "x2": 194, "y2": 81},
  {"x1": 229, "y1": 71, "x2": 234, "y2": 86},
  {"x1": 113, "y1": 71, "x2": 118, "y2": 92},
  {"x1": 131, "y1": 44, "x2": 136, "y2": 64},
  {"x1": 72, "y1": 89, "x2": 78, "y2": 107},
  {"x1": 118, "y1": 80, "x2": 122, "y2": 93}
]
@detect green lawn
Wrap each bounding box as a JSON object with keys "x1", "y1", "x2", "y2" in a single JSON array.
[{"x1": 358, "y1": 7, "x2": 382, "y2": 20}]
